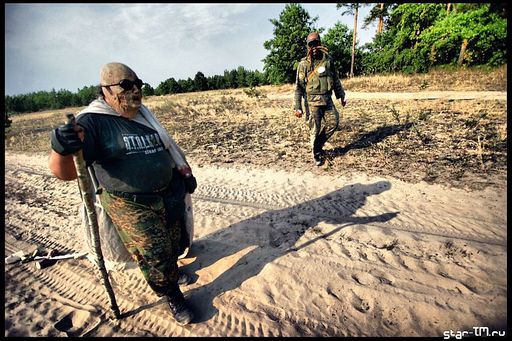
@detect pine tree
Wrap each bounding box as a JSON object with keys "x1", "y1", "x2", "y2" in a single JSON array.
[{"x1": 262, "y1": 4, "x2": 319, "y2": 84}]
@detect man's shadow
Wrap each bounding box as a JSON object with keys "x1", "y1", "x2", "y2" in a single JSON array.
[
  {"x1": 327, "y1": 122, "x2": 414, "y2": 158},
  {"x1": 182, "y1": 180, "x2": 398, "y2": 322}
]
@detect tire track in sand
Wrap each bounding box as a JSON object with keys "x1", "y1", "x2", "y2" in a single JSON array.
[
  {"x1": 5, "y1": 152, "x2": 506, "y2": 336},
  {"x1": 194, "y1": 183, "x2": 505, "y2": 247}
]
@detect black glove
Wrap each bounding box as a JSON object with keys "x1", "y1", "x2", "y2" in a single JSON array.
[
  {"x1": 177, "y1": 166, "x2": 197, "y2": 194},
  {"x1": 50, "y1": 123, "x2": 82, "y2": 156},
  {"x1": 184, "y1": 175, "x2": 197, "y2": 194}
]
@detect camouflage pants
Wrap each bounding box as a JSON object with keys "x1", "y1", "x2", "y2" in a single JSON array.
[
  {"x1": 99, "y1": 176, "x2": 186, "y2": 297},
  {"x1": 308, "y1": 104, "x2": 340, "y2": 155}
]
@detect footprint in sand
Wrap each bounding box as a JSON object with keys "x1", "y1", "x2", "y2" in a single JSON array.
[
  {"x1": 349, "y1": 291, "x2": 372, "y2": 313},
  {"x1": 351, "y1": 271, "x2": 394, "y2": 287},
  {"x1": 53, "y1": 310, "x2": 100, "y2": 337},
  {"x1": 351, "y1": 273, "x2": 378, "y2": 286}
]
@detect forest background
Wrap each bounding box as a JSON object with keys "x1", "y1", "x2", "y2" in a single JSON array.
[{"x1": 4, "y1": 3, "x2": 507, "y2": 117}]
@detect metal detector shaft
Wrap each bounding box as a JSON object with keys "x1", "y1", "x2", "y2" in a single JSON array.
[{"x1": 66, "y1": 113, "x2": 121, "y2": 319}]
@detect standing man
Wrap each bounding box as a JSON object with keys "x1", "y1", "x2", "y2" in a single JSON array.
[
  {"x1": 49, "y1": 62, "x2": 197, "y2": 325},
  {"x1": 294, "y1": 31, "x2": 347, "y2": 166}
]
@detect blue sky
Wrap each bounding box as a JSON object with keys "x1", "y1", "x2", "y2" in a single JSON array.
[{"x1": 5, "y1": 3, "x2": 376, "y2": 96}]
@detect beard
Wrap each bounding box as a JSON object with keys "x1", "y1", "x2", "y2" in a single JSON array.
[
  {"x1": 311, "y1": 47, "x2": 323, "y2": 58},
  {"x1": 105, "y1": 91, "x2": 142, "y2": 119},
  {"x1": 117, "y1": 92, "x2": 141, "y2": 113}
]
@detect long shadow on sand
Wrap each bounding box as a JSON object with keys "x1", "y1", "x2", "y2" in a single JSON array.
[
  {"x1": 327, "y1": 122, "x2": 414, "y2": 158},
  {"x1": 182, "y1": 180, "x2": 398, "y2": 323}
]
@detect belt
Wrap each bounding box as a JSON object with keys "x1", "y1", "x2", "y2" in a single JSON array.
[{"x1": 108, "y1": 185, "x2": 170, "y2": 205}]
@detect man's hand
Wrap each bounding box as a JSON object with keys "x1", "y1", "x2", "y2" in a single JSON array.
[
  {"x1": 294, "y1": 109, "x2": 303, "y2": 118},
  {"x1": 184, "y1": 175, "x2": 197, "y2": 194},
  {"x1": 51, "y1": 123, "x2": 83, "y2": 156},
  {"x1": 340, "y1": 98, "x2": 347, "y2": 107},
  {"x1": 178, "y1": 167, "x2": 197, "y2": 194}
]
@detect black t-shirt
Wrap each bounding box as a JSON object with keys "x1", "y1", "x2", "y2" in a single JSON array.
[{"x1": 76, "y1": 113, "x2": 174, "y2": 193}]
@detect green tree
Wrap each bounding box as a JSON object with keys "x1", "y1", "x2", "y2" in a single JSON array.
[
  {"x1": 142, "y1": 83, "x2": 155, "y2": 97},
  {"x1": 360, "y1": 2, "x2": 507, "y2": 74},
  {"x1": 263, "y1": 3, "x2": 319, "y2": 84},
  {"x1": 337, "y1": 3, "x2": 368, "y2": 77},
  {"x1": 363, "y1": 3, "x2": 445, "y2": 73},
  {"x1": 5, "y1": 96, "x2": 13, "y2": 114},
  {"x1": 245, "y1": 70, "x2": 258, "y2": 87},
  {"x1": 193, "y1": 71, "x2": 209, "y2": 91},
  {"x1": 168, "y1": 78, "x2": 182, "y2": 94},
  {"x1": 223, "y1": 69, "x2": 238, "y2": 88},
  {"x1": 155, "y1": 77, "x2": 181, "y2": 95},
  {"x1": 236, "y1": 66, "x2": 248, "y2": 88},
  {"x1": 178, "y1": 78, "x2": 195, "y2": 93},
  {"x1": 155, "y1": 81, "x2": 169, "y2": 96},
  {"x1": 207, "y1": 74, "x2": 227, "y2": 90},
  {"x1": 77, "y1": 85, "x2": 99, "y2": 105},
  {"x1": 322, "y1": 22, "x2": 354, "y2": 77},
  {"x1": 420, "y1": 3, "x2": 507, "y2": 67},
  {"x1": 56, "y1": 89, "x2": 76, "y2": 108},
  {"x1": 363, "y1": 3, "x2": 397, "y2": 34},
  {"x1": 255, "y1": 70, "x2": 269, "y2": 85}
]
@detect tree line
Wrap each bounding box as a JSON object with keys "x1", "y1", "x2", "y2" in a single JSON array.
[
  {"x1": 5, "y1": 85, "x2": 98, "y2": 116},
  {"x1": 5, "y1": 3, "x2": 506, "y2": 115},
  {"x1": 146, "y1": 67, "x2": 269, "y2": 97},
  {"x1": 5, "y1": 66, "x2": 271, "y2": 116}
]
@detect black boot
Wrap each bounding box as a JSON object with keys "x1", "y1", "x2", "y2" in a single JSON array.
[
  {"x1": 167, "y1": 289, "x2": 194, "y2": 325},
  {"x1": 313, "y1": 152, "x2": 324, "y2": 166},
  {"x1": 178, "y1": 269, "x2": 191, "y2": 286}
]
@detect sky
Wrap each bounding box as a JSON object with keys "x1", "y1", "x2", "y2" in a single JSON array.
[{"x1": 5, "y1": 3, "x2": 377, "y2": 96}]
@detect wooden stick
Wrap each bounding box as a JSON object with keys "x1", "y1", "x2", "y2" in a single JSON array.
[{"x1": 66, "y1": 113, "x2": 121, "y2": 319}]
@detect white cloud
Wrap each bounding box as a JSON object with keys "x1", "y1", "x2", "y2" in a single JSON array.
[
  {"x1": 5, "y1": 3, "x2": 374, "y2": 96},
  {"x1": 112, "y1": 4, "x2": 252, "y2": 46}
]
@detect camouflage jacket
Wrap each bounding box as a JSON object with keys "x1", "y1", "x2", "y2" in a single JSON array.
[{"x1": 294, "y1": 52, "x2": 345, "y2": 110}]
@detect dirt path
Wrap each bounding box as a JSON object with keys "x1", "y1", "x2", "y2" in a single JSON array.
[{"x1": 4, "y1": 149, "x2": 507, "y2": 336}]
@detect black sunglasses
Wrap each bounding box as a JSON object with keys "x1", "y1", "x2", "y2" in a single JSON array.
[
  {"x1": 308, "y1": 40, "x2": 320, "y2": 47},
  {"x1": 102, "y1": 78, "x2": 143, "y2": 90}
]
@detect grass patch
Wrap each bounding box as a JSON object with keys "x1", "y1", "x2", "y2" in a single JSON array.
[{"x1": 6, "y1": 67, "x2": 507, "y2": 191}]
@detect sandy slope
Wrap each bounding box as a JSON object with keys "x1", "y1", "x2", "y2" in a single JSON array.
[{"x1": 4, "y1": 148, "x2": 507, "y2": 337}]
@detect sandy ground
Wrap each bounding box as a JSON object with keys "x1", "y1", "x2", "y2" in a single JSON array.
[{"x1": 4, "y1": 141, "x2": 507, "y2": 337}]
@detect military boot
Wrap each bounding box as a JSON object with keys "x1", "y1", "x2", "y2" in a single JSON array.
[
  {"x1": 167, "y1": 288, "x2": 194, "y2": 325},
  {"x1": 178, "y1": 269, "x2": 192, "y2": 286},
  {"x1": 314, "y1": 152, "x2": 324, "y2": 166}
]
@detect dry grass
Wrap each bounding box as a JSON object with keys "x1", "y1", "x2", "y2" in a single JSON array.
[
  {"x1": 344, "y1": 65, "x2": 507, "y2": 92},
  {"x1": 5, "y1": 107, "x2": 84, "y2": 154},
  {"x1": 5, "y1": 67, "x2": 507, "y2": 191}
]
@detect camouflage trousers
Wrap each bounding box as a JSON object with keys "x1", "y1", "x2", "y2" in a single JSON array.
[
  {"x1": 99, "y1": 176, "x2": 186, "y2": 297},
  {"x1": 308, "y1": 104, "x2": 340, "y2": 156}
]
